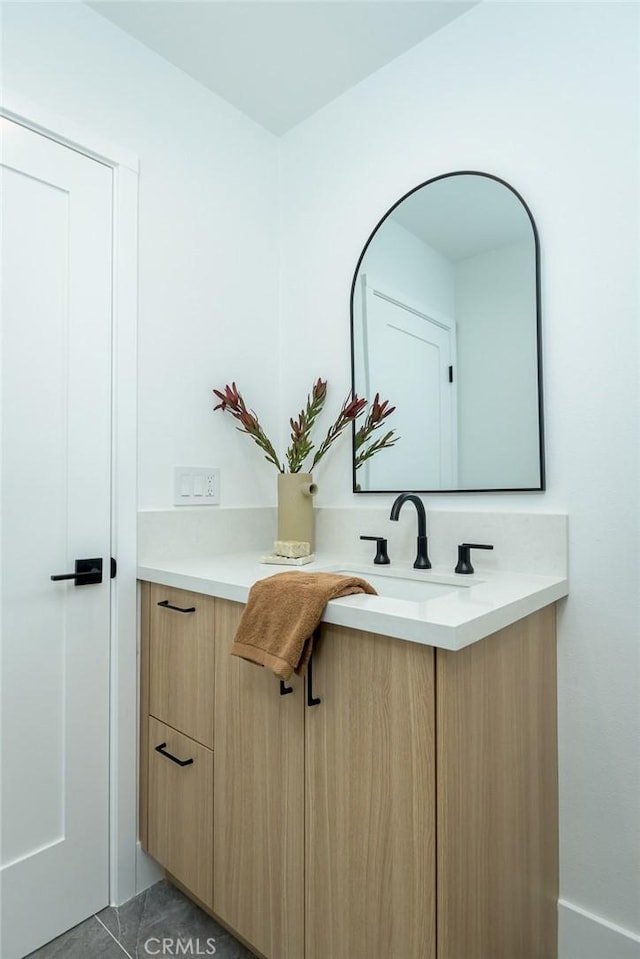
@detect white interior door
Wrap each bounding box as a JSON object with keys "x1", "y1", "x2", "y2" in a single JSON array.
[
  {"x1": 0, "y1": 118, "x2": 113, "y2": 959},
  {"x1": 362, "y1": 279, "x2": 457, "y2": 490}
]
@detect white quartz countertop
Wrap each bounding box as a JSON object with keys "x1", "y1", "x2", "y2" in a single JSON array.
[{"x1": 138, "y1": 552, "x2": 568, "y2": 651}]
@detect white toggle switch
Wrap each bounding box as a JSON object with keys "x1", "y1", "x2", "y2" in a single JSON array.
[
  {"x1": 193, "y1": 475, "x2": 205, "y2": 497},
  {"x1": 180, "y1": 473, "x2": 192, "y2": 497}
]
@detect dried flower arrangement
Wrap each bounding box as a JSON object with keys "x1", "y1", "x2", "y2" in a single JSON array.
[{"x1": 213, "y1": 379, "x2": 397, "y2": 474}]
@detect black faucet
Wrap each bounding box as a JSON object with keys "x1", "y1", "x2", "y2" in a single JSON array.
[{"x1": 389, "y1": 493, "x2": 431, "y2": 569}]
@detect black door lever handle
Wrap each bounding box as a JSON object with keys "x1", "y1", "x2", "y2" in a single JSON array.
[{"x1": 51, "y1": 558, "x2": 103, "y2": 586}]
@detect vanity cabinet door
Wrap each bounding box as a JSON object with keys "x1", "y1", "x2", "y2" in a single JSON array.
[
  {"x1": 436, "y1": 606, "x2": 558, "y2": 959},
  {"x1": 148, "y1": 584, "x2": 215, "y2": 748},
  {"x1": 147, "y1": 717, "x2": 214, "y2": 908},
  {"x1": 213, "y1": 599, "x2": 305, "y2": 959},
  {"x1": 305, "y1": 624, "x2": 436, "y2": 959}
]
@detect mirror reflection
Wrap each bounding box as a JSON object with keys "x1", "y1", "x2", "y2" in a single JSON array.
[{"x1": 351, "y1": 172, "x2": 544, "y2": 492}]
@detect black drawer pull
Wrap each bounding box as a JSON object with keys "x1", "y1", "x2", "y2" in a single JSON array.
[
  {"x1": 157, "y1": 599, "x2": 196, "y2": 614},
  {"x1": 280, "y1": 679, "x2": 293, "y2": 696},
  {"x1": 155, "y1": 742, "x2": 194, "y2": 767}
]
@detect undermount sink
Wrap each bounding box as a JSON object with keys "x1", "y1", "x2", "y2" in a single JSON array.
[{"x1": 328, "y1": 565, "x2": 469, "y2": 602}]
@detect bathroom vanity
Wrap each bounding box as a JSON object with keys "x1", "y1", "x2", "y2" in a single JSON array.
[
  {"x1": 138, "y1": 554, "x2": 566, "y2": 959},
  {"x1": 136, "y1": 165, "x2": 559, "y2": 958}
]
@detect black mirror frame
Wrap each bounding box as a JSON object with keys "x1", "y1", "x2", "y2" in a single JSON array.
[{"x1": 350, "y1": 170, "x2": 545, "y2": 494}]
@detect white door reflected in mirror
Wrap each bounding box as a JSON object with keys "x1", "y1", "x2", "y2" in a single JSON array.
[{"x1": 357, "y1": 274, "x2": 457, "y2": 490}]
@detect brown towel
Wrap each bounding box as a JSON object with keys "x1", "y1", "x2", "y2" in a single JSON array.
[{"x1": 231, "y1": 571, "x2": 377, "y2": 680}]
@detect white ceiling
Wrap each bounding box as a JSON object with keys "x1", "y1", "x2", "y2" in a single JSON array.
[{"x1": 88, "y1": 1, "x2": 478, "y2": 135}]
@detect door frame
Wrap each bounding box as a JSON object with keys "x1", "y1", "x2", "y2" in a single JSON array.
[{"x1": 1, "y1": 91, "x2": 140, "y2": 906}]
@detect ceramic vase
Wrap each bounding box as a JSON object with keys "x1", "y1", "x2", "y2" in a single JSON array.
[{"x1": 277, "y1": 472, "x2": 318, "y2": 551}]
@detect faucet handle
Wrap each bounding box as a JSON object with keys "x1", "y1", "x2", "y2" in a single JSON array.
[
  {"x1": 455, "y1": 543, "x2": 494, "y2": 575},
  {"x1": 360, "y1": 535, "x2": 390, "y2": 565}
]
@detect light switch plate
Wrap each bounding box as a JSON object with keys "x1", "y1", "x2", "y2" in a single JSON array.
[{"x1": 173, "y1": 467, "x2": 220, "y2": 506}]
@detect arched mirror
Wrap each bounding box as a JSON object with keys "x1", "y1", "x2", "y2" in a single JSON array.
[{"x1": 351, "y1": 171, "x2": 544, "y2": 493}]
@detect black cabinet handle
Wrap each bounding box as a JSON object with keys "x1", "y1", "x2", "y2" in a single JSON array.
[
  {"x1": 157, "y1": 599, "x2": 196, "y2": 614},
  {"x1": 279, "y1": 679, "x2": 293, "y2": 696},
  {"x1": 155, "y1": 742, "x2": 194, "y2": 767},
  {"x1": 307, "y1": 653, "x2": 321, "y2": 707}
]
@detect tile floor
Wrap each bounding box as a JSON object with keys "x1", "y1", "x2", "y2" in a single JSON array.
[{"x1": 26, "y1": 879, "x2": 258, "y2": 959}]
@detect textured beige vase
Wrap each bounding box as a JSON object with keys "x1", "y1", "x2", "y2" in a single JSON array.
[{"x1": 277, "y1": 473, "x2": 318, "y2": 551}]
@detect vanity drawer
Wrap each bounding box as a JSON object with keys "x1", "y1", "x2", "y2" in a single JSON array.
[
  {"x1": 149, "y1": 584, "x2": 215, "y2": 747},
  {"x1": 147, "y1": 717, "x2": 213, "y2": 908}
]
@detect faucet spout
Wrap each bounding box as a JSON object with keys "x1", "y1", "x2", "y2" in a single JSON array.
[{"x1": 389, "y1": 493, "x2": 431, "y2": 569}]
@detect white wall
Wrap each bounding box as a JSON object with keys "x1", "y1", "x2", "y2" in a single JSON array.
[
  {"x1": 455, "y1": 238, "x2": 539, "y2": 488},
  {"x1": 1, "y1": 1, "x2": 281, "y2": 510},
  {"x1": 279, "y1": 0, "x2": 640, "y2": 949}
]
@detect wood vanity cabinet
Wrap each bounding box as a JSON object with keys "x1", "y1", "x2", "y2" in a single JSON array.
[{"x1": 139, "y1": 583, "x2": 558, "y2": 959}]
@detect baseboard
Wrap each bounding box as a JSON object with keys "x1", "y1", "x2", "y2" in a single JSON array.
[
  {"x1": 135, "y1": 841, "x2": 163, "y2": 895},
  {"x1": 559, "y1": 900, "x2": 640, "y2": 959}
]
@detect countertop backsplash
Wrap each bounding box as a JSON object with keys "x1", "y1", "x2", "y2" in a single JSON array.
[
  {"x1": 315, "y1": 508, "x2": 568, "y2": 578},
  {"x1": 137, "y1": 507, "x2": 277, "y2": 564},
  {"x1": 138, "y1": 506, "x2": 567, "y2": 579}
]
